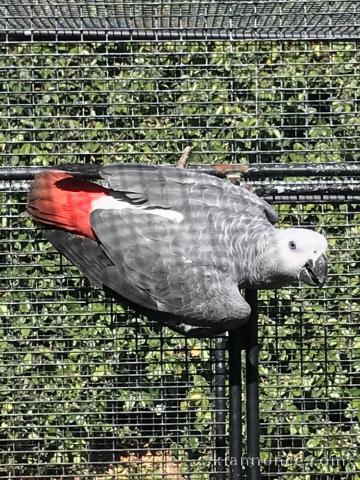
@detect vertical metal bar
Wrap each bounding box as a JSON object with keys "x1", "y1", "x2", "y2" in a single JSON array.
[
  {"x1": 228, "y1": 329, "x2": 243, "y2": 480},
  {"x1": 245, "y1": 289, "x2": 260, "y2": 480},
  {"x1": 214, "y1": 336, "x2": 227, "y2": 480}
]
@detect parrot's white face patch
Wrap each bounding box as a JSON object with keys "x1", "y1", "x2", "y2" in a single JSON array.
[
  {"x1": 91, "y1": 196, "x2": 184, "y2": 223},
  {"x1": 275, "y1": 228, "x2": 328, "y2": 275}
]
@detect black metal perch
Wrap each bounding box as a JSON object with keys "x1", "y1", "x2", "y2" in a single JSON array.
[
  {"x1": 1, "y1": 162, "x2": 360, "y2": 181},
  {"x1": 245, "y1": 290, "x2": 260, "y2": 480},
  {"x1": 228, "y1": 290, "x2": 260, "y2": 480}
]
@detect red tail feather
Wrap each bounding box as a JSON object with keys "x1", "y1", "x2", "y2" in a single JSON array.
[{"x1": 27, "y1": 171, "x2": 109, "y2": 239}]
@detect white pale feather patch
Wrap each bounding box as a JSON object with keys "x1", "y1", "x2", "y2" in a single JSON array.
[
  {"x1": 143, "y1": 208, "x2": 184, "y2": 223},
  {"x1": 91, "y1": 196, "x2": 127, "y2": 211},
  {"x1": 91, "y1": 196, "x2": 184, "y2": 223},
  {"x1": 276, "y1": 228, "x2": 328, "y2": 272}
]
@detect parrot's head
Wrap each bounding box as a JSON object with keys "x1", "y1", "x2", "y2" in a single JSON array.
[{"x1": 275, "y1": 228, "x2": 328, "y2": 287}]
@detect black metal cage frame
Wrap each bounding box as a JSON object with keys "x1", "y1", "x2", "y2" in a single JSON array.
[{"x1": 1, "y1": 1, "x2": 359, "y2": 41}]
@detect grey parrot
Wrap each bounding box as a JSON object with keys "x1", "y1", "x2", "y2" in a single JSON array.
[{"x1": 27, "y1": 164, "x2": 328, "y2": 337}]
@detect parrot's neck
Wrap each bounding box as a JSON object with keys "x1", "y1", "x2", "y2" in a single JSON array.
[{"x1": 235, "y1": 226, "x2": 285, "y2": 289}]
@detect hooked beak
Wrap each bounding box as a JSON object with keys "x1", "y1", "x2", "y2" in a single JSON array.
[{"x1": 299, "y1": 254, "x2": 328, "y2": 287}]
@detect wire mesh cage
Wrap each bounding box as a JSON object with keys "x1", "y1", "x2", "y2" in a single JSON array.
[{"x1": 0, "y1": 1, "x2": 359, "y2": 479}]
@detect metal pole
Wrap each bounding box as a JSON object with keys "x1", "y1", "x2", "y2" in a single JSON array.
[
  {"x1": 228, "y1": 329, "x2": 243, "y2": 480},
  {"x1": 2, "y1": 165, "x2": 359, "y2": 204},
  {"x1": 245, "y1": 289, "x2": 260, "y2": 480},
  {"x1": 1, "y1": 30, "x2": 359, "y2": 44},
  {"x1": 1, "y1": 162, "x2": 360, "y2": 180},
  {"x1": 214, "y1": 337, "x2": 227, "y2": 480}
]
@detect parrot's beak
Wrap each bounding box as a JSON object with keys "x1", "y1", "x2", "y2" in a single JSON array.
[{"x1": 299, "y1": 254, "x2": 327, "y2": 287}]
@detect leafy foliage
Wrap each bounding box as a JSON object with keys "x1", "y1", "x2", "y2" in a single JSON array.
[{"x1": 0, "y1": 40, "x2": 359, "y2": 478}]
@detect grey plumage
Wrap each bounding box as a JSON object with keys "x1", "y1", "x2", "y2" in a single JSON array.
[
  {"x1": 30, "y1": 164, "x2": 328, "y2": 337},
  {"x1": 96, "y1": 165, "x2": 276, "y2": 335}
]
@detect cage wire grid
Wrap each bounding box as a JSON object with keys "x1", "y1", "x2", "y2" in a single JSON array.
[
  {"x1": 1, "y1": 180, "x2": 359, "y2": 479},
  {"x1": 0, "y1": 2, "x2": 359, "y2": 479}
]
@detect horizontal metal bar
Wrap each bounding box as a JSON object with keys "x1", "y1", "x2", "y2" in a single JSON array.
[
  {"x1": 0, "y1": 165, "x2": 101, "y2": 181},
  {"x1": 0, "y1": 29, "x2": 359, "y2": 43},
  {"x1": 1, "y1": 165, "x2": 359, "y2": 202},
  {"x1": 1, "y1": 162, "x2": 360, "y2": 181},
  {"x1": 261, "y1": 193, "x2": 360, "y2": 204},
  {"x1": 256, "y1": 183, "x2": 360, "y2": 196},
  {"x1": 223, "y1": 163, "x2": 360, "y2": 179}
]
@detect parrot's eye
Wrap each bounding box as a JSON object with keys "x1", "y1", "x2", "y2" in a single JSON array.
[{"x1": 289, "y1": 241, "x2": 297, "y2": 250}]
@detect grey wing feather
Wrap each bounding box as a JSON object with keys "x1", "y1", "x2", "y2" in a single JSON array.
[
  {"x1": 90, "y1": 208, "x2": 177, "y2": 312},
  {"x1": 152, "y1": 265, "x2": 251, "y2": 328},
  {"x1": 262, "y1": 200, "x2": 278, "y2": 224},
  {"x1": 102, "y1": 265, "x2": 158, "y2": 310},
  {"x1": 100, "y1": 163, "x2": 277, "y2": 223},
  {"x1": 91, "y1": 208, "x2": 250, "y2": 328},
  {"x1": 90, "y1": 208, "x2": 175, "y2": 268},
  {"x1": 43, "y1": 230, "x2": 112, "y2": 287}
]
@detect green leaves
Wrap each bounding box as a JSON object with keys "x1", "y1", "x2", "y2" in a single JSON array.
[{"x1": 0, "y1": 39, "x2": 358, "y2": 477}]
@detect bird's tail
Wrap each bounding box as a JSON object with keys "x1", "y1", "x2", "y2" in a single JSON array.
[{"x1": 27, "y1": 171, "x2": 109, "y2": 239}]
